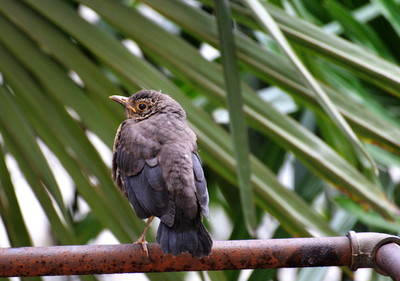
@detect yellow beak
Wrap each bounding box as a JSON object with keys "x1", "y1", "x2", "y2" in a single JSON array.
[{"x1": 109, "y1": 95, "x2": 128, "y2": 106}]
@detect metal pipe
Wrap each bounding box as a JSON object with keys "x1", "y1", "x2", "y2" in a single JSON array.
[
  {"x1": 375, "y1": 243, "x2": 400, "y2": 281},
  {"x1": 0, "y1": 237, "x2": 351, "y2": 277}
]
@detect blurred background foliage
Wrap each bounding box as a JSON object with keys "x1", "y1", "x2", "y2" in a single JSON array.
[{"x1": 0, "y1": 0, "x2": 399, "y2": 280}]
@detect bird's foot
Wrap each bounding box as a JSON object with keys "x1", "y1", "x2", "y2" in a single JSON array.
[
  {"x1": 134, "y1": 216, "x2": 155, "y2": 257},
  {"x1": 134, "y1": 234, "x2": 149, "y2": 257}
]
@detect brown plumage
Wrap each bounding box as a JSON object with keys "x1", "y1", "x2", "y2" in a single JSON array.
[{"x1": 110, "y1": 89, "x2": 212, "y2": 257}]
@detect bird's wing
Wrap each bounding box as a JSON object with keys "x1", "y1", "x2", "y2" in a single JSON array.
[
  {"x1": 124, "y1": 159, "x2": 173, "y2": 223},
  {"x1": 192, "y1": 152, "x2": 210, "y2": 219},
  {"x1": 112, "y1": 121, "x2": 174, "y2": 224}
]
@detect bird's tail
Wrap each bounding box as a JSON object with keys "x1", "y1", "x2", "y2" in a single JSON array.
[{"x1": 156, "y1": 215, "x2": 212, "y2": 257}]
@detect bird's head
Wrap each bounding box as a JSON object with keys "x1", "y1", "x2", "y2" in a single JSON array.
[{"x1": 109, "y1": 90, "x2": 185, "y2": 121}]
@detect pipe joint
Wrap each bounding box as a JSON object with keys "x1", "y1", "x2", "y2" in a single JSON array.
[{"x1": 347, "y1": 231, "x2": 400, "y2": 275}]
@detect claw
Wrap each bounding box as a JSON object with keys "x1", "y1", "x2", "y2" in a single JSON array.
[
  {"x1": 134, "y1": 216, "x2": 155, "y2": 257},
  {"x1": 134, "y1": 234, "x2": 149, "y2": 257}
]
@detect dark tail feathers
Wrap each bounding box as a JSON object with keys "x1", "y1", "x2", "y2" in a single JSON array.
[{"x1": 156, "y1": 220, "x2": 212, "y2": 257}]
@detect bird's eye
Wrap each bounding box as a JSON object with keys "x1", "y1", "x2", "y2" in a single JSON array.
[{"x1": 137, "y1": 103, "x2": 147, "y2": 111}]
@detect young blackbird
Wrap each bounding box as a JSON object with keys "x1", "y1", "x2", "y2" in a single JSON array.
[{"x1": 110, "y1": 89, "x2": 212, "y2": 257}]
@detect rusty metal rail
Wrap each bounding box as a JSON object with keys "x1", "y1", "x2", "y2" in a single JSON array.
[
  {"x1": 376, "y1": 243, "x2": 400, "y2": 281},
  {"x1": 0, "y1": 232, "x2": 399, "y2": 279}
]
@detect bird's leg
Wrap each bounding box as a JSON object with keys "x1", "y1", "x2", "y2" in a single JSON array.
[{"x1": 134, "y1": 216, "x2": 155, "y2": 257}]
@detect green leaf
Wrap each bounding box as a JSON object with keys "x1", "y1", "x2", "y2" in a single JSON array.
[
  {"x1": 0, "y1": 86, "x2": 76, "y2": 244},
  {"x1": 0, "y1": 0, "x2": 123, "y2": 123},
  {"x1": 372, "y1": 0, "x2": 400, "y2": 37},
  {"x1": 325, "y1": 0, "x2": 395, "y2": 62},
  {"x1": 335, "y1": 196, "x2": 400, "y2": 233},
  {"x1": 143, "y1": 0, "x2": 400, "y2": 155},
  {"x1": 248, "y1": 269, "x2": 277, "y2": 281},
  {"x1": 227, "y1": 0, "x2": 400, "y2": 99},
  {"x1": 214, "y1": 0, "x2": 256, "y2": 235},
  {"x1": 248, "y1": 0, "x2": 379, "y2": 183},
  {"x1": 0, "y1": 41, "x2": 139, "y2": 243},
  {"x1": 0, "y1": 8, "x2": 116, "y2": 148},
  {"x1": 0, "y1": 146, "x2": 32, "y2": 247},
  {"x1": 367, "y1": 144, "x2": 400, "y2": 167},
  {"x1": 74, "y1": 213, "x2": 104, "y2": 245}
]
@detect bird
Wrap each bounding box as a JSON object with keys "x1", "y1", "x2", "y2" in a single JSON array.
[{"x1": 109, "y1": 89, "x2": 212, "y2": 257}]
